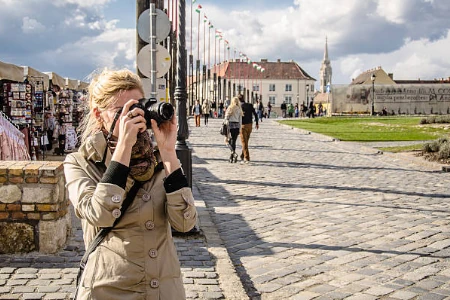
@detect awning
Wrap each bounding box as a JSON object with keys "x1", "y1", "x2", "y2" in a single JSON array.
[
  {"x1": 44, "y1": 71, "x2": 65, "y2": 89},
  {"x1": 78, "y1": 80, "x2": 89, "y2": 91},
  {"x1": 65, "y1": 78, "x2": 79, "y2": 90},
  {"x1": 0, "y1": 60, "x2": 24, "y2": 82}
]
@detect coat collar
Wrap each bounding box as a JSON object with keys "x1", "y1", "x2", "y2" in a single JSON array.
[{"x1": 78, "y1": 131, "x2": 112, "y2": 168}]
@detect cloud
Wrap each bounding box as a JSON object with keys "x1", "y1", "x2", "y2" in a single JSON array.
[
  {"x1": 22, "y1": 17, "x2": 46, "y2": 34},
  {"x1": 1, "y1": 0, "x2": 449, "y2": 87},
  {"x1": 0, "y1": 0, "x2": 116, "y2": 79}
]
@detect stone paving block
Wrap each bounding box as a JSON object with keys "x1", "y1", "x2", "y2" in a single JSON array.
[
  {"x1": 0, "y1": 268, "x2": 15, "y2": 274},
  {"x1": 365, "y1": 286, "x2": 395, "y2": 296},
  {"x1": 196, "y1": 279, "x2": 219, "y2": 285},
  {"x1": 42, "y1": 293, "x2": 68, "y2": 300},
  {"x1": 22, "y1": 294, "x2": 45, "y2": 300},
  {"x1": 199, "y1": 291, "x2": 224, "y2": 299},
  {"x1": 36, "y1": 285, "x2": 61, "y2": 293},
  {"x1": 11, "y1": 285, "x2": 35, "y2": 293},
  {"x1": 291, "y1": 291, "x2": 321, "y2": 300},
  {"x1": 10, "y1": 274, "x2": 36, "y2": 280},
  {"x1": 390, "y1": 290, "x2": 417, "y2": 300},
  {"x1": 0, "y1": 294, "x2": 20, "y2": 299}
]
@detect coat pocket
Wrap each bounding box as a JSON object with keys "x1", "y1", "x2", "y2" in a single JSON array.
[{"x1": 83, "y1": 246, "x2": 145, "y2": 290}]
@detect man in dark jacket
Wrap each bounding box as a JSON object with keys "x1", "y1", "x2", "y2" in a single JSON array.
[
  {"x1": 280, "y1": 101, "x2": 287, "y2": 118},
  {"x1": 239, "y1": 94, "x2": 259, "y2": 164}
]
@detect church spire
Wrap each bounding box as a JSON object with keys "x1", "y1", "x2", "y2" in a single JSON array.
[
  {"x1": 323, "y1": 36, "x2": 329, "y2": 62},
  {"x1": 319, "y1": 36, "x2": 332, "y2": 93}
]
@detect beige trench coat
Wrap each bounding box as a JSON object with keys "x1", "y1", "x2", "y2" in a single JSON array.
[{"x1": 64, "y1": 132, "x2": 197, "y2": 300}]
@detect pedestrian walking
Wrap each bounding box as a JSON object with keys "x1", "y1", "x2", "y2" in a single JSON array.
[
  {"x1": 258, "y1": 100, "x2": 264, "y2": 122},
  {"x1": 192, "y1": 99, "x2": 202, "y2": 127},
  {"x1": 63, "y1": 68, "x2": 197, "y2": 300},
  {"x1": 300, "y1": 102, "x2": 306, "y2": 117},
  {"x1": 307, "y1": 100, "x2": 316, "y2": 118},
  {"x1": 281, "y1": 101, "x2": 287, "y2": 118},
  {"x1": 224, "y1": 96, "x2": 243, "y2": 163},
  {"x1": 267, "y1": 101, "x2": 272, "y2": 118},
  {"x1": 218, "y1": 101, "x2": 224, "y2": 118},
  {"x1": 202, "y1": 100, "x2": 211, "y2": 126},
  {"x1": 239, "y1": 94, "x2": 259, "y2": 164},
  {"x1": 288, "y1": 103, "x2": 294, "y2": 118},
  {"x1": 43, "y1": 112, "x2": 56, "y2": 150}
]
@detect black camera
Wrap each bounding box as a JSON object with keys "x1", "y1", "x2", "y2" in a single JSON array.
[{"x1": 130, "y1": 98, "x2": 174, "y2": 128}]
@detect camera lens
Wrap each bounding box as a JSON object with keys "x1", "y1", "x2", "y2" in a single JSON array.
[{"x1": 158, "y1": 103, "x2": 174, "y2": 121}]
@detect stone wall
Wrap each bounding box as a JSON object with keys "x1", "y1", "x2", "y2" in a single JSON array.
[
  {"x1": 0, "y1": 161, "x2": 71, "y2": 254},
  {"x1": 330, "y1": 84, "x2": 450, "y2": 115}
]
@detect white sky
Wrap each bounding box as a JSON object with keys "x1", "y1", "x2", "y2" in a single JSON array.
[{"x1": 0, "y1": 0, "x2": 449, "y2": 88}]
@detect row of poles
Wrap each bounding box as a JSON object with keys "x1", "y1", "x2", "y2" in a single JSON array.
[
  {"x1": 186, "y1": 1, "x2": 267, "y2": 109},
  {"x1": 164, "y1": 0, "x2": 267, "y2": 110},
  {"x1": 137, "y1": 0, "x2": 267, "y2": 113}
]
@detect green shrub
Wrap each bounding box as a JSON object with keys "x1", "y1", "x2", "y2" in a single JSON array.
[
  {"x1": 422, "y1": 143, "x2": 433, "y2": 152},
  {"x1": 438, "y1": 142, "x2": 450, "y2": 159},
  {"x1": 420, "y1": 115, "x2": 450, "y2": 124},
  {"x1": 423, "y1": 140, "x2": 441, "y2": 153}
]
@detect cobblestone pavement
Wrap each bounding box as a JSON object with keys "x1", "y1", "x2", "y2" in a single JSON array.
[
  {"x1": 1, "y1": 117, "x2": 450, "y2": 300},
  {"x1": 189, "y1": 118, "x2": 450, "y2": 300},
  {"x1": 0, "y1": 143, "x2": 245, "y2": 299}
]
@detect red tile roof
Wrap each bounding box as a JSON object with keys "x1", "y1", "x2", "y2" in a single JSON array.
[{"x1": 209, "y1": 60, "x2": 315, "y2": 81}]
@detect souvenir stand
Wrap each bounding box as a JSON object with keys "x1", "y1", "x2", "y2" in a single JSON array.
[
  {"x1": 45, "y1": 72, "x2": 67, "y2": 154},
  {"x1": 0, "y1": 61, "x2": 32, "y2": 159},
  {"x1": 23, "y1": 66, "x2": 50, "y2": 159}
]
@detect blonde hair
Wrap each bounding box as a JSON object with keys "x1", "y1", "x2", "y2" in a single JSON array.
[
  {"x1": 78, "y1": 69, "x2": 144, "y2": 144},
  {"x1": 227, "y1": 96, "x2": 244, "y2": 115}
]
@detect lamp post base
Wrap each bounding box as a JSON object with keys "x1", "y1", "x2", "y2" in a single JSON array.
[{"x1": 176, "y1": 140, "x2": 192, "y2": 188}]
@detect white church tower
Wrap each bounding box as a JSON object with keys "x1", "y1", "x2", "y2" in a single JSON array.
[{"x1": 319, "y1": 37, "x2": 332, "y2": 93}]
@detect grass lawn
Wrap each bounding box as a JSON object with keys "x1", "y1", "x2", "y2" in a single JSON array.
[{"x1": 278, "y1": 116, "x2": 450, "y2": 142}]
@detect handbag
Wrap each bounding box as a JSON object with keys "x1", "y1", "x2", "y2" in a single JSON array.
[
  {"x1": 73, "y1": 181, "x2": 142, "y2": 299},
  {"x1": 220, "y1": 121, "x2": 228, "y2": 136}
]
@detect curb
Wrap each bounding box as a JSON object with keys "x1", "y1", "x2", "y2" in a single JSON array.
[{"x1": 191, "y1": 181, "x2": 249, "y2": 300}]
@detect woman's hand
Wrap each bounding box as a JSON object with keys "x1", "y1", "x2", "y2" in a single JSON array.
[
  {"x1": 112, "y1": 99, "x2": 146, "y2": 167},
  {"x1": 116, "y1": 100, "x2": 146, "y2": 146},
  {"x1": 151, "y1": 114, "x2": 177, "y2": 153},
  {"x1": 151, "y1": 115, "x2": 180, "y2": 176}
]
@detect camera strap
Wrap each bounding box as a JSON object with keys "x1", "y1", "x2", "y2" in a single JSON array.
[{"x1": 99, "y1": 109, "x2": 123, "y2": 169}]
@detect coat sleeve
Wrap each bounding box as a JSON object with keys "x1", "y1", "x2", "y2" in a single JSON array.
[
  {"x1": 165, "y1": 187, "x2": 197, "y2": 232},
  {"x1": 64, "y1": 154, "x2": 128, "y2": 228}
]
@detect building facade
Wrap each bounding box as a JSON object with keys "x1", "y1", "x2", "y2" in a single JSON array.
[
  {"x1": 329, "y1": 67, "x2": 450, "y2": 115},
  {"x1": 189, "y1": 59, "x2": 316, "y2": 116}
]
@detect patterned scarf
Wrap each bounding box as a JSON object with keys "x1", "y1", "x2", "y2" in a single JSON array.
[{"x1": 102, "y1": 129, "x2": 156, "y2": 182}]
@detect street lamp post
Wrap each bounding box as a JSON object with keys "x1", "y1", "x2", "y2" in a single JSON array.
[
  {"x1": 174, "y1": 0, "x2": 192, "y2": 187},
  {"x1": 371, "y1": 73, "x2": 376, "y2": 116},
  {"x1": 306, "y1": 85, "x2": 309, "y2": 107}
]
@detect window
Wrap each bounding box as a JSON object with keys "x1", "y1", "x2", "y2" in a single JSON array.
[
  {"x1": 269, "y1": 95, "x2": 276, "y2": 105},
  {"x1": 284, "y1": 95, "x2": 292, "y2": 104},
  {"x1": 285, "y1": 84, "x2": 292, "y2": 92},
  {"x1": 252, "y1": 84, "x2": 259, "y2": 92},
  {"x1": 269, "y1": 84, "x2": 276, "y2": 92}
]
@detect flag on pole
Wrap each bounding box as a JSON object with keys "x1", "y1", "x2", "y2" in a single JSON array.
[
  {"x1": 209, "y1": 22, "x2": 213, "y2": 28},
  {"x1": 192, "y1": 0, "x2": 197, "y2": 3},
  {"x1": 204, "y1": 14, "x2": 208, "y2": 22},
  {"x1": 195, "y1": 4, "x2": 202, "y2": 13}
]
